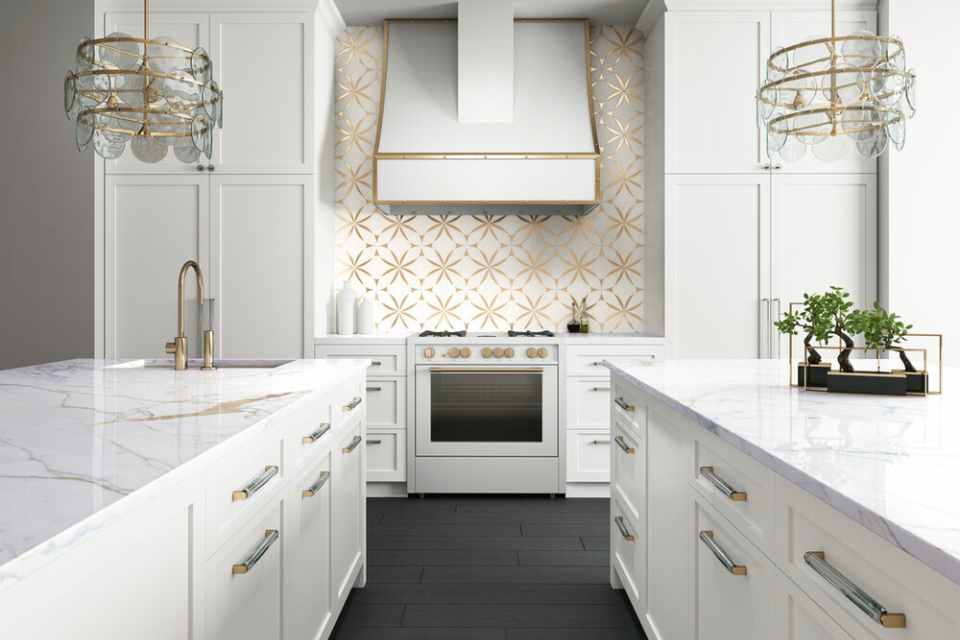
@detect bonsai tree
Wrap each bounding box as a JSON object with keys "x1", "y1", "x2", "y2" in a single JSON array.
[
  {"x1": 819, "y1": 286, "x2": 856, "y2": 372},
  {"x1": 774, "y1": 292, "x2": 834, "y2": 365},
  {"x1": 847, "y1": 302, "x2": 915, "y2": 372}
]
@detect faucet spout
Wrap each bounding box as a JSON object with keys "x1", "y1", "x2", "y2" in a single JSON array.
[
  {"x1": 165, "y1": 259, "x2": 209, "y2": 371},
  {"x1": 176, "y1": 260, "x2": 205, "y2": 339}
]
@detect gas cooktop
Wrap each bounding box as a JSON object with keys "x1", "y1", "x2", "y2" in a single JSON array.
[{"x1": 418, "y1": 329, "x2": 555, "y2": 338}]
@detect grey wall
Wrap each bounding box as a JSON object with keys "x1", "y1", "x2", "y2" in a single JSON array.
[{"x1": 0, "y1": 1, "x2": 94, "y2": 369}]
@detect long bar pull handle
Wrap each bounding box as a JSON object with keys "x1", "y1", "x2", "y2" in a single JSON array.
[
  {"x1": 772, "y1": 298, "x2": 782, "y2": 359},
  {"x1": 302, "y1": 423, "x2": 331, "y2": 445},
  {"x1": 699, "y1": 530, "x2": 748, "y2": 576},
  {"x1": 367, "y1": 439, "x2": 383, "y2": 445},
  {"x1": 699, "y1": 466, "x2": 748, "y2": 502},
  {"x1": 232, "y1": 465, "x2": 279, "y2": 502},
  {"x1": 344, "y1": 396, "x2": 362, "y2": 412},
  {"x1": 302, "y1": 471, "x2": 331, "y2": 498},
  {"x1": 343, "y1": 435, "x2": 362, "y2": 453},
  {"x1": 614, "y1": 397, "x2": 635, "y2": 412},
  {"x1": 366, "y1": 386, "x2": 382, "y2": 392},
  {"x1": 803, "y1": 551, "x2": 907, "y2": 629},
  {"x1": 231, "y1": 529, "x2": 279, "y2": 575},
  {"x1": 614, "y1": 435, "x2": 636, "y2": 455},
  {"x1": 760, "y1": 298, "x2": 770, "y2": 359},
  {"x1": 615, "y1": 516, "x2": 635, "y2": 542}
]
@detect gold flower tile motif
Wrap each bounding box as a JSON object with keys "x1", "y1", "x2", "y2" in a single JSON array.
[{"x1": 334, "y1": 25, "x2": 646, "y2": 333}]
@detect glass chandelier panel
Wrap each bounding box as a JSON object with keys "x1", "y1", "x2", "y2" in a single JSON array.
[
  {"x1": 64, "y1": 0, "x2": 223, "y2": 163},
  {"x1": 758, "y1": 0, "x2": 916, "y2": 163}
]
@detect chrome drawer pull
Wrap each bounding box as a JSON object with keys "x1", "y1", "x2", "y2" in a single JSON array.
[
  {"x1": 232, "y1": 465, "x2": 279, "y2": 502},
  {"x1": 368, "y1": 439, "x2": 383, "y2": 445},
  {"x1": 590, "y1": 439, "x2": 610, "y2": 445},
  {"x1": 614, "y1": 435, "x2": 636, "y2": 455},
  {"x1": 699, "y1": 466, "x2": 748, "y2": 502},
  {"x1": 302, "y1": 471, "x2": 330, "y2": 498},
  {"x1": 232, "y1": 529, "x2": 279, "y2": 575},
  {"x1": 343, "y1": 435, "x2": 362, "y2": 453},
  {"x1": 803, "y1": 551, "x2": 907, "y2": 629},
  {"x1": 614, "y1": 516, "x2": 635, "y2": 541},
  {"x1": 366, "y1": 386, "x2": 382, "y2": 392},
  {"x1": 302, "y1": 423, "x2": 331, "y2": 445},
  {"x1": 343, "y1": 396, "x2": 362, "y2": 412},
  {"x1": 590, "y1": 386, "x2": 610, "y2": 392},
  {"x1": 699, "y1": 530, "x2": 747, "y2": 576},
  {"x1": 614, "y1": 397, "x2": 635, "y2": 412}
]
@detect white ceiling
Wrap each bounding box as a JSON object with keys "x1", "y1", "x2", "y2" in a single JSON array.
[{"x1": 333, "y1": 0, "x2": 647, "y2": 26}]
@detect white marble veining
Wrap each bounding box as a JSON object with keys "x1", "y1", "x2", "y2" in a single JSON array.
[
  {"x1": 0, "y1": 358, "x2": 368, "y2": 578},
  {"x1": 606, "y1": 359, "x2": 960, "y2": 587}
]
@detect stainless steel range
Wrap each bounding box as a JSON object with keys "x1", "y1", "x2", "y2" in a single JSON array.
[{"x1": 410, "y1": 330, "x2": 560, "y2": 494}]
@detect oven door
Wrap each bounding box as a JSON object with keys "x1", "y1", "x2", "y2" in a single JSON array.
[{"x1": 416, "y1": 365, "x2": 558, "y2": 457}]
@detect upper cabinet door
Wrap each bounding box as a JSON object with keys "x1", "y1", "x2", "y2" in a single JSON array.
[
  {"x1": 770, "y1": 11, "x2": 878, "y2": 174},
  {"x1": 210, "y1": 174, "x2": 313, "y2": 359},
  {"x1": 103, "y1": 12, "x2": 210, "y2": 174},
  {"x1": 104, "y1": 174, "x2": 210, "y2": 359},
  {"x1": 665, "y1": 12, "x2": 770, "y2": 174},
  {"x1": 210, "y1": 13, "x2": 314, "y2": 173}
]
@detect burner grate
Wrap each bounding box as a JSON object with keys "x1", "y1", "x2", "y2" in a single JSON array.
[
  {"x1": 419, "y1": 330, "x2": 467, "y2": 338},
  {"x1": 507, "y1": 330, "x2": 555, "y2": 338}
]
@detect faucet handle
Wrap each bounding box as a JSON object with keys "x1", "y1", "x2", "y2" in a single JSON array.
[
  {"x1": 165, "y1": 341, "x2": 177, "y2": 355},
  {"x1": 202, "y1": 330, "x2": 216, "y2": 370}
]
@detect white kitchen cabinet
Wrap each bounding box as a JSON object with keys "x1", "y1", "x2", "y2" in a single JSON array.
[
  {"x1": 331, "y1": 418, "x2": 365, "y2": 605},
  {"x1": 204, "y1": 503, "x2": 283, "y2": 640},
  {"x1": 667, "y1": 173, "x2": 877, "y2": 359},
  {"x1": 102, "y1": 11, "x2": 313, "y2": 175},
  {"x1": 667, "y1": 174, "x2": 771, "y2": 359},
  {"x1": 665, "y1": 12, "x2": 770, "y2": 174},
  {"x1": 364, "y1": 378, "x2": 403, "y2": 429},
  {"x1": 366, "y1": 429, "x2": 405, "y2": 482},
  {"x1": 284, "y1": 454, "x2": 333, "y2": 640},
  {"x1": 774, "y1": 574, "x2": 855, "y2": 640},
  {"x1": 104, "y1": 174, "x2": 210, "y2": 359},
  {"x1": 567, "y1": 429, "x2": 611, "y2": 483},
  {"x1": 211, "y1": 174, "x2": 313, "y2": 358}
]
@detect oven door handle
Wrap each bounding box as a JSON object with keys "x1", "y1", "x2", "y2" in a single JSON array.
[{"x1": 427, "y1": 367, "x2": 546, "y2": 374}]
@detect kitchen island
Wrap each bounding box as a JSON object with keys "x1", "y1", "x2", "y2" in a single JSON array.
[
  {"x1": 0, "y1": 358, "x2": 369, "y2": 640},
  {"x1": 606, "y1": 359, "x2": 960, "y2": 640}
]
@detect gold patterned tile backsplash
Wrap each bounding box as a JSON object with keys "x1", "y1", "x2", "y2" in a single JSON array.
[{"x1": 335, "y1": 25, "x2": 644, "y2": 332}]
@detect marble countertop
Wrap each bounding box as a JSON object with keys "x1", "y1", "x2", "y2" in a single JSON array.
[
  {"x1": 0, "y1": 358, "x2": 369, "y2": 576},
  {"x1": 606, "y1": 359, "x2": 960, "y2": 588}
]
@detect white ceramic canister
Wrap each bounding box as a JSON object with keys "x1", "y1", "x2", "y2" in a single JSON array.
[
  {"x1": 337, "y1": 286, "x2": 356, "y2": 335},
  {"x1": 357, "y1": 297, "x2": 376, "y2": 335}
]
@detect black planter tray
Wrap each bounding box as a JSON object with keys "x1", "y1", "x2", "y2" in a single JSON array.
[
  {"x1": 797, "y1": 363, "x2": 831, "y2": 389},
  {"x1": 826, "y1": 371, "x2": 908, "y2": 396}
]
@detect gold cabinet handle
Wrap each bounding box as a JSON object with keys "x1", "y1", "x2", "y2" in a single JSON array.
[
  {"x1": 302, "y1": 471, "x2": 330, "y2": 498},
  {"x1": 614, "y1": 397, "x2": 635, "y2": 412},
  {"x1": 614, "y1": 516, "x2": 635, "y2": 542},
  {"x1": 614, "y1": 435, "x2": 636, "y2": 455},
  {"x1": 231, "y1": 529, "x2": 279, "y2": 575},
  {"x1": 803, "y1": 551, "x2": 907, "y2": 629},
  {"x1": 342, "y1": 435, "x2": 362, "y2": 453},
  {"x1": 343, "y1": 396, "x2": 362, "y2": 412},
  {"x1": 699, "y1": 530, "x2": 747, "y2": 576},
  {"x1": 302, "y1": 423, "x2": 331, "y2": 445},
  {"x1": 699, "y1": 466, "x2": 748, "y2": 502},
  {"x1": 231, "y1": 465, "x2": 279, "y2": 502}
]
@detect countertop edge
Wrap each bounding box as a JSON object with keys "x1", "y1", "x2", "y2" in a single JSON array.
[{"x1": 605, "y1": 360, "x2": 960, "y2": 590}]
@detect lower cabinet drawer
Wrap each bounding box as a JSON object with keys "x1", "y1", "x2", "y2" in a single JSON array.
[
  {"x1": 315, "y1": 344, "x2": 404, "y2": 375},
  {"x1": 612, "y1": 415, "x2": 645, "y2": 523},
  {"x1": 612, "y1": 497, "x2": 645, "y2": 609},
  {"x1": 777, "y1": 480, "x2": 960, "y2": 640},
  {"x1": 205, "y1": 432, "x2": 283, "y2": 555},
  {"x1": 567, "y1": 344, "x2": 663, "y2": 376},
  {"x1": 693, "y1": 493, "x2": 776, "y2": 640},
  {"x1": 566, "y1": 429, "x2": 611, "y2": 483},
  {"x1": 566, "y1": 378, "x2": 612, "y2": 429},
  {"x1": 366, "y1": 430, "x2": 405, "y2": 482},
  {"x1": 365, "y1": 378, "x2": 404, "y2": 429},
  {"x1": 775, "y1": 569, "x2": 855, "y2": 640},
  {"x1": 332, "y1": 421, "x2": 364, "y2": 605},
  {"x1": 204, "y1": 503, "x2": 282, "y2": 640}
]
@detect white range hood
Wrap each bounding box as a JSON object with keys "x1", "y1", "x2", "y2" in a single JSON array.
[{"x1": 373, "y1": 10, "x2": 600, "y2": 214}]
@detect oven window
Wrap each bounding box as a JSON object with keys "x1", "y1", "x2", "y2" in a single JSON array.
[{"x1": 430, "y1": 370, "x2": 543, "y2": 442}]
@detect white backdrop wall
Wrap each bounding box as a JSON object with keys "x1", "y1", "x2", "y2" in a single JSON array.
[{"x1": 880, "y1": 0, "x2": 959, "y2": 365}]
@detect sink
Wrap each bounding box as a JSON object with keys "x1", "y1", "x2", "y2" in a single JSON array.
[{"x1": 110, "y1": 359, "x2": 294, "y2": 370}]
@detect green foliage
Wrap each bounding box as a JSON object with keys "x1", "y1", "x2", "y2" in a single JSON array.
[
  {"x1": 820, "y1": 286, "x2": 855, "y2": 331},
  {"x1": 847, "y1": 302, "x2": 913, "y2": 353},
  {"x1": 774, "y1": 311, "x2": 800, "y2": 336},
  {"x1": 773, "y1": 287, "x2": 847, "y2": 343}
]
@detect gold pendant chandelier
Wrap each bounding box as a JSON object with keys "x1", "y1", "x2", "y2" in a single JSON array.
[
  {"x1": 758, "y1": 0, "x2": 916, "y2": 163},
  {"x1": 63, "y1": 0, "x2": 223, "y2": 163}
]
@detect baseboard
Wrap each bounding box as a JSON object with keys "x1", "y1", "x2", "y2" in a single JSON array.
[
  {"x1": 367, "y1": 482, "x2": 407, "y2": 498},
  {"x1": 565, "y1": 483, "x2": 610, "y2": 498}
]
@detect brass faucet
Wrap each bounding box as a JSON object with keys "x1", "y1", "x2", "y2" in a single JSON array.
[{"x1": 165, "y1": 260, "x2": 215, "y2": 370}]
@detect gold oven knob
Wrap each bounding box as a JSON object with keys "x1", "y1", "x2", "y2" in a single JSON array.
[
  {"x1": 537, "y1": 347, "x2": 548, "y2": 359},
  {"x1": 447, "y1": 347, "x2": 460, "y2": 358},
  {"x1": 459, "y1": 347, "x2": 472, "y2": 358},
  {"x1": 493, "y1": 347, "x2": 504, "y2": 358},
  {"x1": 504, "y1": 347, "x2": 515, "y2": 358},
  {"x1": 481, "y1": 347, "x2": 493, "y2": 359},
  {"x1": 526, "y1": 347, "x2": 537, "y2": 358},
  {"x1": 423, "y1": 347, "x2": 435, "y2": 359}
]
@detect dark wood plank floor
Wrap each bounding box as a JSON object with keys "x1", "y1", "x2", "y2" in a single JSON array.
[{"x1": 330, "y1": 496, "x2": 647, "y2": 639}]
